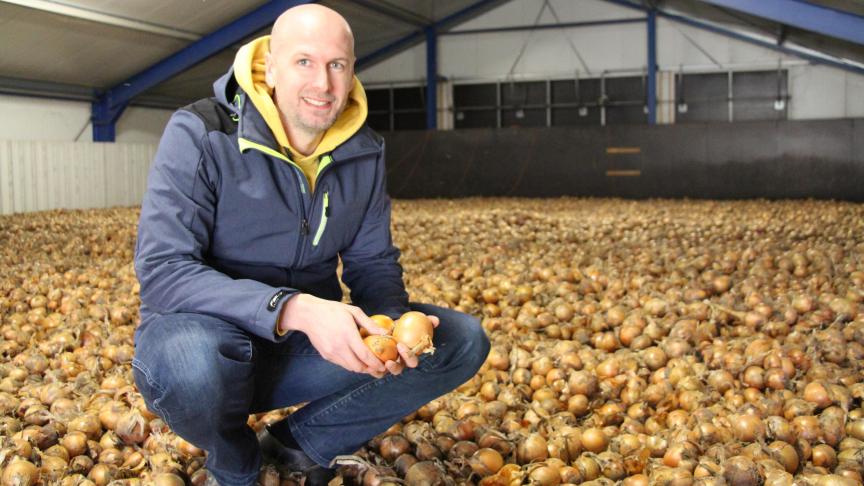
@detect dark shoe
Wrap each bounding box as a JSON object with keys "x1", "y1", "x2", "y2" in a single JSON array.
[{"x1": 258, "y1": 427, "x2": 336, "y2": 486}]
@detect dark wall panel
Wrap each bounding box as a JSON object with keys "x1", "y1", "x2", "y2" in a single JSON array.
[{"x1": 383, "y1": 119, "x2": 864, "y2": 201}]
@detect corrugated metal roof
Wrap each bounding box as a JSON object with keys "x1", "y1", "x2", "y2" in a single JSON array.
[
  {"x1": 0, "y1": 0, "x2": 862, "y2": 109},
  {"x1": 0, "y1": 2, "x2": 187, "y2": 87}
]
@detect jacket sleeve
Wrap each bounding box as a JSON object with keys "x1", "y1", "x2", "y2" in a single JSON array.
[
  {"x1": 339, "y1": 142, "x2": 410, "y2": 319},
  {"x1": 134, "y1": 110, "x2": 294, "y2": 342}
]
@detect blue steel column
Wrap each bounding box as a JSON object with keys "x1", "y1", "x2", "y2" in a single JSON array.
[
  {"x1": 425, "y1": 26, "x2": 438, "y2": 130},
  {"x1": 647, "y1": 8, "x2": 657, "y2": 125},
  {"x1": 92, "y1": 95, "x2": 127, "y2": 142}
]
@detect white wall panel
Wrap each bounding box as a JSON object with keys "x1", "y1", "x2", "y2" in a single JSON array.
[
  {"x1": 0, "y1": 139, "x2": 155, "y2": 215},
  {"x1": 0, "y1": 96, "x2": 91, "y2": 141},
  {"x1": 789, "y1": 66, "x2": 847, "y2": 120},
  {"x1": 116, "y1": 107, "x2": 174, "y2": 143},
  {"x1": 0, "y1": 142, "x2": 12, "y2": 212},
  {"x1": 359, "y1": 44, "x2": 426, "y2": 85},
  {"x1": 847, "y1": 73, "x2": 864, "y2": 117},
  {"x1": 0, "y1": 94, "x2": 173, "y2": 143}
]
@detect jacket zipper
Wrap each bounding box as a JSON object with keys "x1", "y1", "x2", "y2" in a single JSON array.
[
  {"x1": 312, "y1": 191, "x2": 330, "y2": 247},
  {"x1": 293, "y1": 171, "x2": 310, "y2": 267},
  {"x1": 238, "y1": 138, "x2": 310, "y2": 267}
]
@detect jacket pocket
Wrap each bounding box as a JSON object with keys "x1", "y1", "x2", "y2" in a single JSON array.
[{"x1": 312, "y1": 191, "x2": 330, "y2": 247}]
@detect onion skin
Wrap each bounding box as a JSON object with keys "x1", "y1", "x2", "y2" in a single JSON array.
[
  {"x1": 379, "y1": 434, "x2": 411, "y2": 462},
  {"x1": 813, "y1": 476, "x2": 860, "y2": 486},
  {"x1": 517, "y1": 433, "x2": 549, "y2": 464},
  {"x1": 469, "y1": 448, "x2": 504, "y2": 477},
  {"x1": 393, "y1": 454, "x2": 418, "y2": 477},
  {"x1": 2, "y1": 459, "x2": 39, "y2": 486},
  {"x1": 404, "y1": 461, "x2": 445, "y2": 486},
  {"x1": 115, "y1": 409, "x2": 150, "y2": 444},
  {"x1": 393, "y1": 312, "x2": 435, "y2": 355},
  {"x1": 723, "y1": 456, "x2": 763, "y2": 486},
  {"x1": 369, "y1": 314, "x2": 395, "y2": 334},
  {"x1": 527, "y1": 463, "x2": 561, "y2": 486},
  {"x1": 152, "y1": 473, "x2": 185, "y2": 486},
  {"x1": 363, "y1": 335, "x2": 399, "y2": 363}
]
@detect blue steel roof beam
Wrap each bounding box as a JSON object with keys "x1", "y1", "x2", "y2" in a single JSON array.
[
  {"x1": 697, "y1": 0, "x2": 864, "y2": 46},
  {"x1": 104, "y1": 0, "x2": 314, "y2": 110},
  {"x1": 602, "y1": 0, "x2": 864, "y2": 77},
  {"x1": 357, "y1": 0, "x2": 506, "y2": 69}
]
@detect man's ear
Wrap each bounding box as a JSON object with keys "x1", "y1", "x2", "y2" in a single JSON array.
[{"x1": 264, "y1": 52, "x2": 276, "y2": 89}]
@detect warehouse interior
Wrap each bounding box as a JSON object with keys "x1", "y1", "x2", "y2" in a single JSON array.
[{"x1": 1, "y1": 1, "x2": 863, "y2": 485}]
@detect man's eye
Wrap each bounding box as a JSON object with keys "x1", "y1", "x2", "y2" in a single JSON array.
[
  {"x1": 297, "y1": 59, "x2": 310, "y2": 66},
  {"x1": 330, "y1": 62, "x2": 344, "y2": 70}
]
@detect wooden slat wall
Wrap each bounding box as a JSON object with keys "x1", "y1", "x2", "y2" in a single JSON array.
[{"x1": 0, "y1": 140, "x2": 155, "y2": 215}]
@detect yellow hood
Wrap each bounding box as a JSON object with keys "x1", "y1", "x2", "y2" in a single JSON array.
[{"x1": 232, "y1": 36, "x2": 368, "y2": 189}]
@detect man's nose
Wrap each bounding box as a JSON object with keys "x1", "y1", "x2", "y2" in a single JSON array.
[{"x1": 311, "y1": 67, "x2": 331, "y2": 91}]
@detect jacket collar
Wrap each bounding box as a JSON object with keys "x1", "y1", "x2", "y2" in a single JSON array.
[{"x1": 214, "y1": 68, "x2": 381, "y2": 162}]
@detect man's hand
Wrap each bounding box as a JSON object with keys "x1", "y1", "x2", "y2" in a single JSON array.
[
  {"x1": 383, "y1": 314, "x2": 439, "y2": 376},
  {"x1": 279, "y1": 294, "x2": 388, "y2": 376}
]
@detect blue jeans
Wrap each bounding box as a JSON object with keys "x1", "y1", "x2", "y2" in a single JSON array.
[{"x1": 131, "y1": 303, "x2": 489, "y2": 486}]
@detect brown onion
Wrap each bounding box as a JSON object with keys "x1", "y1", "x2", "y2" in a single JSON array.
[
  {"x1": 469, "y1": 448, "x2": 504, "y2": 477},
  {"x1": 393, "y1": 312, "x2": 435, "y2": 354},
  {"x1": 2, "y1": 459, "x2": 39, "y2": 486}
]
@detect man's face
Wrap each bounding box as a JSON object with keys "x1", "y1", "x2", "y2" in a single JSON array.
[{"x1": 266, "y1": 30, "x2": 355, "y2": 136}]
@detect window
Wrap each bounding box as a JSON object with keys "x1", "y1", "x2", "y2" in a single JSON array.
[
  {"x1": 732, "y1": 70, "x2": 787, "y2": 121},
  {"x1": 676, "y1": 72, "x2": 729, "y2": 123},
  {"x1": 550, "y1": 79, "x2": 602, "y2": 126},
  {"x1": 454, "y1": 83, "x2": 498, "y2": 129},
  {"x1": 501, "y1": 81, "x2": 546, "y2": 128},
  {"x1": 674, "y1": 70, "x2": 788, "y2": 123},
  {"x1": 364, "y1": 86, "x2": 428, "y2": 131},
  {"x1": 448, "y1": 70, "x2": 786, "y2": 130},
  {"x1": 605, "y1": 76, "x2": 647, "y2": 125},
  {"x1": 453, "y1": 76, "x2": 651, "y2": 128}
]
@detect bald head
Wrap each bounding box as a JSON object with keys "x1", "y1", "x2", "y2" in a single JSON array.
[
  {"x1": 264, "y1": 4, "x2": 357, "y2": 152},
  {"x1": 270, "y1": 4, "x2": 355, "y2": 59}
]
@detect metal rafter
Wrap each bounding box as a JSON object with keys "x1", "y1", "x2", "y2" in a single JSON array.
[
  {"x1": 353, "y1": 0, "x2": 508, "y2": 132},
  {"x1": 356, "y1": 0, "x2": 508, "y2": 69},
  {"x1": 697, "y1": 0, "x2": 864, "y2": 46},
  {"x1": 605, "y1": 0, "x2": 864, "y2": 76}
]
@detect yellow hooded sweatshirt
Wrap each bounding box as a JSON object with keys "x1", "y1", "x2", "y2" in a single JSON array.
[{"x1": 233, "y1": 36, "x2": 368, "y2": 191}]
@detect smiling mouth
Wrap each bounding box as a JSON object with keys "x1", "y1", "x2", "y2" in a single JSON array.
[{"x1": 303, "y1": 97, "x2": 332, "y2": 109}]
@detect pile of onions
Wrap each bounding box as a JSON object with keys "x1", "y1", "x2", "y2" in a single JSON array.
[{"x1": 1, "y1": 199, "x2": 863, "y2": 486}]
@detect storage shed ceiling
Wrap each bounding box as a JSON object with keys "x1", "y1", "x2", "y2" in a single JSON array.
[{"x1": 0, "y1": 0, "x2": 862, "y2": 109}]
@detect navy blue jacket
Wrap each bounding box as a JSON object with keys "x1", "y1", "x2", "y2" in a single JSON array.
[{"x1": 134, "y1": 70, "x2": 410, "y2": 342}]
